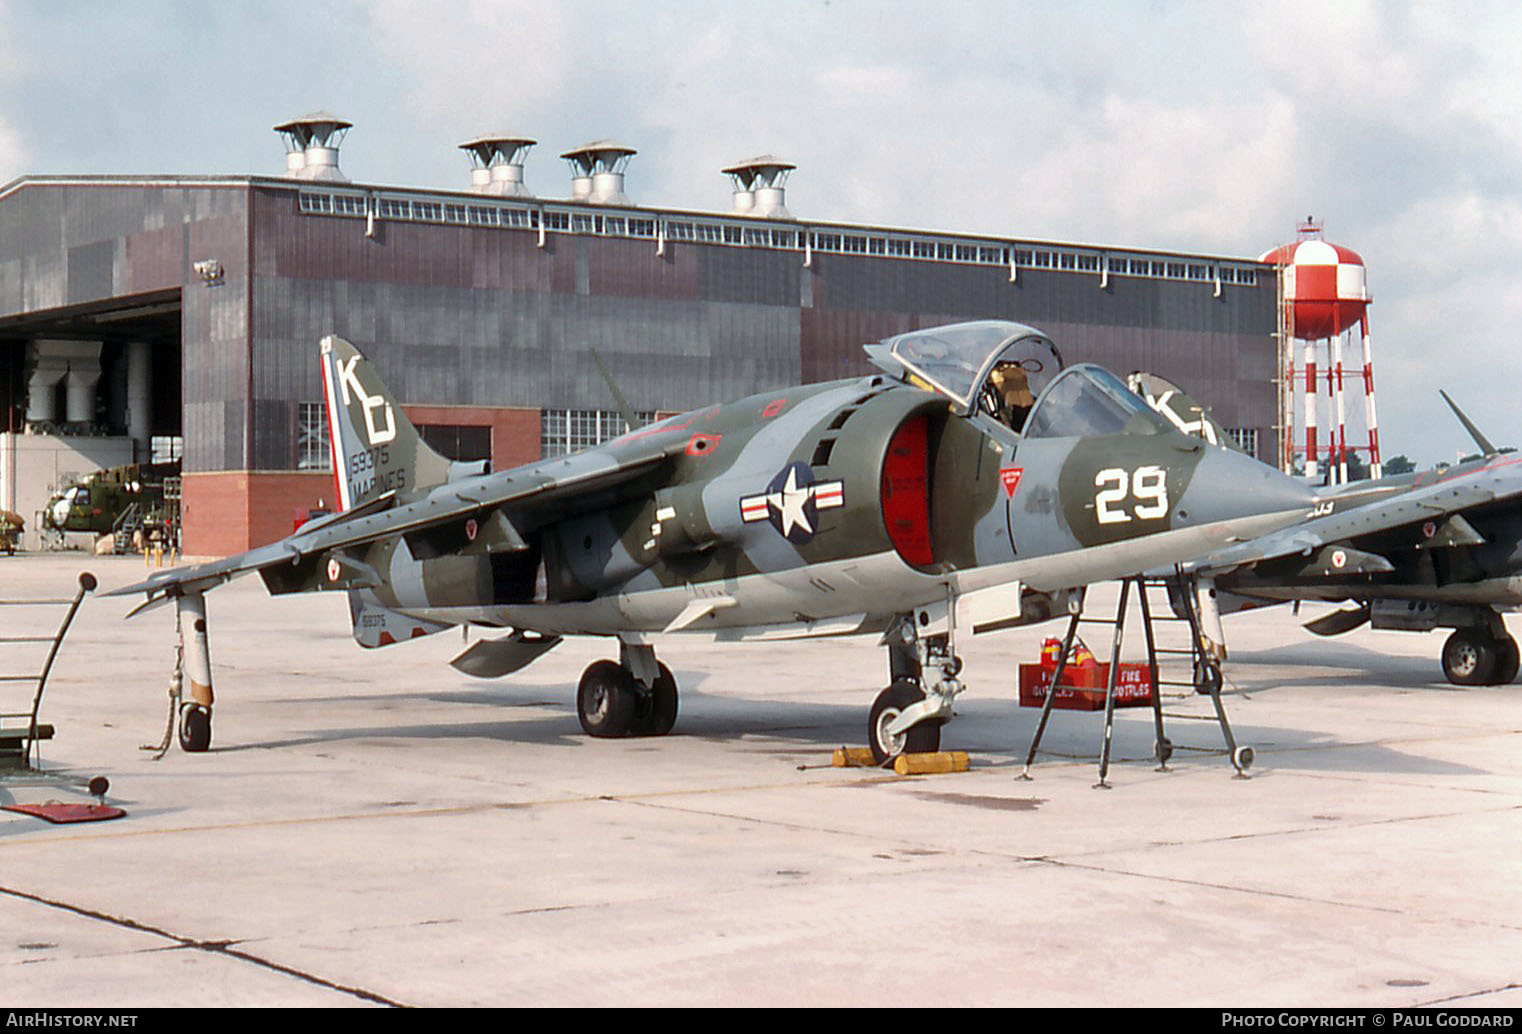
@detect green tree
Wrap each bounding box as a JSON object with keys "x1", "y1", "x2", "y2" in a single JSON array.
[{"x1": 1384, "y1": 454, "x2": 1416, "y2": 475}]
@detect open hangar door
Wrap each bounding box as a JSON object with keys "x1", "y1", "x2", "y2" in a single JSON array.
[{"x1": 0, "y1": 290, "x2": 182, "y2": 550}]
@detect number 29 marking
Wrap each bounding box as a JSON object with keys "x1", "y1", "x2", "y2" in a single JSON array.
[{"x1": 1094, "y1": 465, "x2": 1169, "y2": 524}]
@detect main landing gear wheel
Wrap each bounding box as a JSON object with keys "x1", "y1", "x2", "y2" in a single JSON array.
[
  {"x1": 1490, "y1": 634, "x2": 1520, "y2": 686},
  {"x1": 578, "y1": 660, "x2": 638, "y2": 737},
  {"x1": 633, "y1": 662, "x2": 679, "y2": 737},
  {"x1": 179, "y1": 704, "x2": 211, "y2": 753},
  {"x1": 1441, "y1": 630, "x2": 1497, "y2": 686},
  {"x1": 867, "y1": 681, "x2": 941, "y2": 765},
  {"x1": 578, "y1": 660, "x2": 680, "y2": 738}
]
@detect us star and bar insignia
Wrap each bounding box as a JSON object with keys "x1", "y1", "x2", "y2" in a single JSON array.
[{"x1": 740, "y1": 462, "x2": 845, "y2": 545}]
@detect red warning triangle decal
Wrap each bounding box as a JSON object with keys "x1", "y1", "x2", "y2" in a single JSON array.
[{"x1": 1000, "y1": 467, "x2": 1024, "y2": 498}]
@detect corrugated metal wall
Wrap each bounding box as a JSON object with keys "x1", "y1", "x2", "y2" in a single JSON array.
[{"x1": 1, "y1": 179, "x2": 1277, "y2": 480}]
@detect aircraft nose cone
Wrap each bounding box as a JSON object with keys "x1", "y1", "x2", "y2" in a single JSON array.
[{"x1": 1176, "y1": 446, "x2": 1316, "y2": 527}]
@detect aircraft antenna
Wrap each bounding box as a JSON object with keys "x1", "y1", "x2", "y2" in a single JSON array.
[
  {"x1": 589, "y1": 349, "x2": 639, "y2": 433},
  {"x1": 1439, "y1": 390, "x2": 1497, "y2": 458}
]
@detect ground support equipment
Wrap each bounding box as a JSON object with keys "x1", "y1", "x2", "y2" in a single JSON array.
[{"x1": 1019, "y1": 569, "x2": 1252, "y2": 787}]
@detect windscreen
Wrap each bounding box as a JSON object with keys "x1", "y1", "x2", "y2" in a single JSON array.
[{"x1": 1024, "y1": 364, "x2": 1175, "y2": 439}]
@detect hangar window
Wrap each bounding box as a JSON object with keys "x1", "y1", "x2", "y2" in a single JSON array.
[
  {"x1": 298, "y1": 193, "x2": 332, "y2": 214},
  {"x1": 1076, "y1": 254, "x2": 1098, "y2": 272},
  {"x1": 444, "y1": 204, "x2": 468, "y2": 223},
  {"x1": 628, "y1": 218, "x2": 655, "y2": 238},
  {"x1": 1226, "y1": 428, "x2": 1259, "y2": 458},
  {"x1": 152, "y1": 436, "x2": 183, "y2": 464},
  {"x1": 417, "y1": 424, "x2": 492, "y2": 463},
  {"x1": 469, "y1": 206, "x2": 498, "y2": 226},
  {"x1": 888, "y1": 239, "x2": 912, "y2": 257},
  {"x1": 666, "y1": 221, "x2": 695, "y2": 240},
  {"x1": 912, "y1": 241, "x2": 935, "y2": 258},
  {"x1": 378, "y1": 199, "x2": 411, "y2": 219},
  {"x1": 297, "y1": 403, "x2": 331, "y2": 471},
  {"x1": 540, "y1": 409, "x2": 659, "y2": 458}
]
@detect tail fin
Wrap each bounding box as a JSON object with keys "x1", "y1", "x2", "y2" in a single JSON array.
[{"x1": 319, "y1": 335, "x2": 462, "y2": 511}]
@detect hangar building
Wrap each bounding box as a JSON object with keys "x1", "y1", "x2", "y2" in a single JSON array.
[{"x1": 0, "y1": 114, "x2": 1277, "y2": 556}]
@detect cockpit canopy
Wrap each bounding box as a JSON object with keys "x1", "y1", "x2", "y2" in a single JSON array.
[
  {"x1": 1024, "y1": 364, "x2": 1176, "y2": 439},
  {"x1": 865, "y1": 320, "x2": 1064, "y2": 415}
]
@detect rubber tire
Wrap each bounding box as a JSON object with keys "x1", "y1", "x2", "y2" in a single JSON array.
[
  {"x1": 1489, "y1": 635, "x2": 1520, "y2": 686},
  {"x1": 179, "y1": 705, "x2": 211, "y2": 753},
  {"x1": 867, "y1": 680, "x2": 942, "y2": 765},
  {"x1": 635, "y1": 663, "x2": 679, "y2": 737},
  {"x1": 578, "y1": 660, "x2": 638, "y2": 737},
  {"x1": 1442, "y1": 630, "x2": 1497, "y2": 686}
]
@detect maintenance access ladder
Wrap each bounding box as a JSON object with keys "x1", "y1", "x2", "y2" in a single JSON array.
[
  {"x1": 112, "y1": 501, "x2": 143, "y2": 554},
  {"x1": 1020, "y1": 568, "x2": 1253, "y2": 788},
  {"x1": 0, "y1": 572, "x2": 96, "y2": 769}
]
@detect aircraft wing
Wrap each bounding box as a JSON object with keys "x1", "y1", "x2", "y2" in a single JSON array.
[
  {"x1": 105, "y1": 433, "x2": 690, "y2": 604},
  {"x1": 1189, "y1": 456, "x2": 1522, "y2": 575}
]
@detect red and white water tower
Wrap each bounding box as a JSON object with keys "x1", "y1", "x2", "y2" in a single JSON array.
[{"x1": 1261, "y1": 218, "x2": 1381, "y2": 483}]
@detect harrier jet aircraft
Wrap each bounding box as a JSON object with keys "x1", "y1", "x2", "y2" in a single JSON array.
[
  {"x1": 1130, "y1": 376, "x2": 1522, "y2": 687},
  {"x1": 109, "y1": 320, "x2": 1318, "y2": 761}
]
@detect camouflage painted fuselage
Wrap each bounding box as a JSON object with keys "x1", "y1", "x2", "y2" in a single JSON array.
[{"x1": 348, "y1": 371, "x2": 1312, "y2": 641}]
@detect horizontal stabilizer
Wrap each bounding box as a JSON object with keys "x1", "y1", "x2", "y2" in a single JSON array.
[
  {"x1": 1304, "y1": 603, "x2": 1371, "y2": 637},
  {"x1": 449, "y1": 630, "x2": 563, "y2": 678}
]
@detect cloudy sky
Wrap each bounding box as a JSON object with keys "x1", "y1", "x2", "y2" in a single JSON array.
[{"x1": 2, "y1": 0, "x2": 1519, "y2": 467}]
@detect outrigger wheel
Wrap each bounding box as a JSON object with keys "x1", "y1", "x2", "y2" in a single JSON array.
[
  {"x1": 577, "y1": 660, "x2": 680, "y2": 738},
  {"x1": 179, "y1": 704, "x2": 211, "y2": 753},
  {"x1": 867, "y1": 680, "x2": 942, "y2": 765}
]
